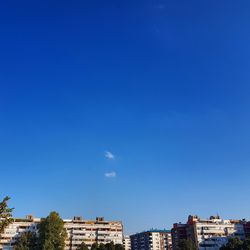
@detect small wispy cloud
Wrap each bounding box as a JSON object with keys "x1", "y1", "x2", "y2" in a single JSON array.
[
  {"x1": 105, "y1": 151, "x2": 115, "y2": 160},
  {"x1": 155, "y1": 3, "x2": 166, "y2": 9},
  {"x1": 104, "y1": 171, "x2": 116, "y2": 178}
]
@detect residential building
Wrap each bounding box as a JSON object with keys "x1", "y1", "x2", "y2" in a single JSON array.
[
  {"x1": 243, "y1": 221, "x2": 250, "y2": 238},
  {"x1": 123, "y1": 235, "x2": 131, "y2": 250},
  {"x1": 64, "y1": 216, "x2": 123, "y2": 250},
  {"x1": 0, "y1": 216, "x2": 123, "y2": 250},
  {"x1": 171, "y1": 223, "x2": 188, "y2": 250},
  {"x1": 171, "y1": 215, "x2": 245, "y2": 250},
  {"x1": 0, "y1": 215, "x2": 39, "y2": 250},
  {"x1": 130, "y1": 230, "x2": 172, "y2": 250}
]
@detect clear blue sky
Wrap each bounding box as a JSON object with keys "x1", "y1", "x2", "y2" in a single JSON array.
[{"x1": 0, "y1": 0, "x2": 250, "y2": 234}]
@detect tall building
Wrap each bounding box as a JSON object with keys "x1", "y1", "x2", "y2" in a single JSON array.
[
  {"x1": 171, "y1": 215, "x2": 245, "y2": 250},
  {"x1": 123, "y1": 235, "x2": 131, "y2": 250},
  {"x1": 0, "y1": 215, "x2": 39, "y2": 250},
  {"x1": 64, "y1": 216, "x2": 123, "y2": 250},
  {"x1": 171, "y1": 223, "x2": 188, "y2": 250},
  {"x1": 130, "y1": 230, "x2": 172, "y2": 250},
  {"x1": 0, "y1": 215, "x2": 123, "y2": 250},
  {"x1": 243, "y1": 221, "x2": 250, "y2": 238}
]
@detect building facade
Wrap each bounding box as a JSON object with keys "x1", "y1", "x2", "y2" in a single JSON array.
[
  {"x1": 171, "y1": 215, "x2": 245, "y2": 250},
  {"x1": 243, "y1": 221, "x2": 250, "y2": 239},
  {"x1": 0, "y1": 216, "x2": 123, "y2": 250},
  {"x1": 171, "y1": 223, "x2": 188, "y2": 250},
  {"x1": 0, "y1": 215, "x2": 39, "y2": 250},
  {"x1": 130, "y1": 230, "x2": 172, "y2": 250},
  {"x1": 64, "y1": 216, "x2": 123, "y2": 250},
  {"x1": 123, "y1": 235, "x2": 131, "y2": 250}
]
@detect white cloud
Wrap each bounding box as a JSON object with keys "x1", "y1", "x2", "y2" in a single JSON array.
[
  {"x1": 104, "y1": 171, "x2": 116, "y2": 178},
  {"x1": 155, "y1": 4, "x2": 166, "y2": 9},
  {"x1": 105, "y1": 151, "x2": 115, "y2": 160}
]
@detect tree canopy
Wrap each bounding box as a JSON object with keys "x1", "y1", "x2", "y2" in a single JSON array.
[
  {"x1": 220, "y1": 237, "x2": 250, "y2": 250},
  {"x1": 0, "y1": 196, "x2": 14, "y2": 234},
  {"x1": 38, "y1": 211, "x2": 67, "y2": 250},
  {"x1": 89, "y1": 242, "x2": 124, "y2": 250},
  {"x1": 14, "y1": 231, "x2": 37, "y2": 250},
  {"x1": 77, "y1": 242, "x2": 89, "y2": 250},
  {"x1": 177, "y1": 239, "x2": 197, "y2": 250}
]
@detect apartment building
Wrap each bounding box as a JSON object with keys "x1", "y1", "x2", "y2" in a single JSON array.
[
  {"x1": 243, "y1": 221, "x2": 250, "y2": 238},
  {"x1": 171, "y1": 223, "x2": 188, "y2": 250},
  {"x1": 0, "y1": 215, "x2": 39, "y2": 250},
  {"x1": 171, "y1": 215, "x2": 245, "y2": 250},
  {"x1": 130, "y1": 230, "x2": 172, "y2": 250},
  {"x1": 0, "y1": 215, "x2": 123, "y2": 250},
  {"x1": 64, "y1": 216, "x2": 123, "y2": 250},
  {"x1": 123, "y1": 235, "x2": 131, "y2": 250}
]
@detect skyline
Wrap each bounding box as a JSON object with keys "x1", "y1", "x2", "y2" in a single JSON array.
[{"x1": 0, "y1": 0, "x2": 250, "y2": 235}]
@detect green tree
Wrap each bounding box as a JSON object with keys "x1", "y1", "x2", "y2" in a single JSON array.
[
  {"x1": 177, "y1": 239, "x2": 197, "y2": 250},
  {"x1": 90, "y1": 242, "x2": 124, "y2": 250},
  {"x1": 77, "y1": 242, "x2": 89, "y2": 250},
  {"x1": 0, "y1": 196, "x2": 14, "y2": 234},
  {"x1": 91, "y1": 243, "x2": 99, "y2": 250},
  {"x1": 105, "y1": 242, "x2": 115, "y2": 250},
  {"x1": 114, "y1": 244, "x2": 124, "y2": 250},
  {"x1": 242, "y1": 238, "x2": 250, "y2": 250},
  {"x1": 14, "y1": 231, "x2": 37, "y2": 250},
  {"x1": 220, "y1": 237, "x2": 243, "y2": 250},
  {"x1": 98, "y1": 243, "x2": 106, "y2": 250},
  {"x1": 38, "y1": 211, "x2": 67, "y2": 250}
]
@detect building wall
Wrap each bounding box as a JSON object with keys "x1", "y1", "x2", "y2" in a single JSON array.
[
  {"x1": 189, "y1": 216, "x2": 245, "y2": 250},
  {"x1": 0, "y1": 216, "x2": 39, "y2": 250},
  {"x1": 130, "y1": 231, "x2": 172, "y2": 250},
  {"x1": 171, "y1": 215, "x2": 245, "y2": 250},
  {"x1": 123, "y1": 236, "x2": 131, "y2": 250},
  {"x1": 64, "y1": 217, "x2": 123, "y2": 250},
  {"x1": 243, "y1": 221, "x2": 250, "y2": 238},
  {"x1": 171, "y1": 223, "x2": 188, "y2": 250},
  {"x1": 0, "y1": 216, "x2": 123, "y2": 250}
]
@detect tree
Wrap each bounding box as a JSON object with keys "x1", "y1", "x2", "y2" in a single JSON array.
[
  {"x1": 98, "y1": 243, "x2": 106, "y2": 250},
  {"x1": 242, "y1": 238, "x2": 250, "y2": 250},
  {"x1": 105, "y1": 242, "x2": 115, "y2": 250},
  {"x1": 114, "y1": 244, "x2": 124, "y2": 250},
  {"x1": 77, "y1": 242, "x2": 89, "y2": 250},
  {"x1": 14, "y1": 231, "x2": 37, "y2": 250},
  {"x1": 177, "y1": 239, "x2": 197, "y2": 250},
  {"x1": 219, "y1": 237, "x2": 250, "y2": 250},
  {"x1": 0, "y1": 196, "x2": 14, "y2": 234},
  {"x1": 90, "y1": 242, "x2": 124, "y2": 250},
  {"x1": 91, "y1": 243, "x2": 99, "y2": 250},
  {"x1": 38, "y1": 211, "x2": 67, "y2": 250},
  {"x1": 220, "y1": 237, "x2": 243, "y2": 250}
]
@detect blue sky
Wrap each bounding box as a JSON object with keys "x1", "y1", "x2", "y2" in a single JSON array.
[{"x1": 0, "y1": 0, "x2": 250, "y2": 234}]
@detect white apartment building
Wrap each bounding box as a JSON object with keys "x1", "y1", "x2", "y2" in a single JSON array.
[
  {"x1": 0, "y1": 215, "x2": 39, "y2": 250},
  {"x1": 123, "y1": 235, "x2": 131, "y2": 250},
  {"x1": 188, "y1": 215, "x2": 245, "y2": 250},
  {"x1": 64, "y1": 216, "x2": 123, "y2": 250},
  {"x1": 130, "y1": 230, "x2": 172, "y2": 250},
  {"x1": 0, "y1": 215, "x2": 123, "y2": 250}
]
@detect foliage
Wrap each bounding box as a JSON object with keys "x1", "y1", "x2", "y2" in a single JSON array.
[
  {"x1": 177, "y1": 239, "x2": 197, "y2": 250},
  {"x1": 105, "y1": 242, "x2": 115, "y2": 250},
  {"x1": 91, "y1": 243, "x2": 99, "y2": 250},
  {"x1": 114, "y1": 244, "x2": 124, "y2": 250},
  {"x1": 98, "y1": 243, "x2": 106, "y2": 250},
  {"x1": 88, "y1": 242, "x2": 124, "y2": 250},
  {"x1": 38, "y1": 211, "x2": 67, "y2": 250},
  {"x1": 220, "y1": 237, "x2": 250, "y2": 250},
  {"x1": 242, "y1": 238, "x2": 250, "y2": 250},
  {"x1": 77, "y1": 242, "x2": 89, "y2": 250},
  {"x1": 0, "y1": 196, "x2": 14, "y2": 234},
  {"x1": 14, "y1": 232, "x2": 37, "y2": 250}
]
